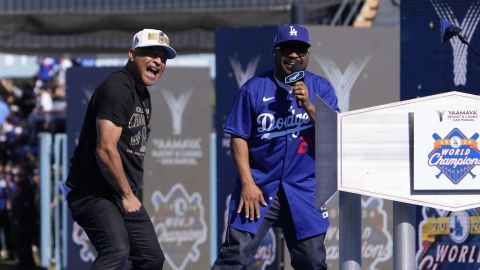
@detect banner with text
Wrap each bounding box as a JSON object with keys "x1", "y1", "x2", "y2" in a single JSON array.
[
  {"x1": 416, "y1": 207, "x2": 480, "y2": 269},
  {"x1": 402, "y1": 2, "x2": 480, "y2": 268},
  {"x1": 67, "y1": 66, "x2": 212, "y2": 270},
  {"x1": 143, "y1": 67, "x2": 212, "y2": 270},
  {"x1": 215, "y1": 25, "x2": 399, "y2": 269},
  {"x1": 215, "y1": 25, "x2": 282, "y2": 270},
  {"x1": 413, "y1": 105, "x2": 480, "y2": 193},
  {"x1": 401, "y1": 0, "x2": 480, "y2": 100},
  {"x1": 66, "y1": 67, "x2": 117, "y2": 270}
]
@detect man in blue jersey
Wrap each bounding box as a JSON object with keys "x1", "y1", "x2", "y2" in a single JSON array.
[{"x1": 213, "y1": 24, "x2": 339, "y2": 270}]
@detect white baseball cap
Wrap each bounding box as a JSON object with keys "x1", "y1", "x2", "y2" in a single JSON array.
[{"x1": 131, "y1": 29, "x2": 177, "y2": 59}]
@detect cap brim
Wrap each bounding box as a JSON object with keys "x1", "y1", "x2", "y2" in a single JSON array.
[
  {"x1": 161, "y1": 45, "x2": 177, "y2": 59},
  {"x1": 275, "y1": 40, "x2": 311, "y2": 48},
  {"x1": 136, "y1": 44, "x2": 177, "y2": 59}
]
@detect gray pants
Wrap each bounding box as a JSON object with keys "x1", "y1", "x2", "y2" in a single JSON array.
[{"x1": 212, "y1": 186, "x2": 327, "y2": 270}]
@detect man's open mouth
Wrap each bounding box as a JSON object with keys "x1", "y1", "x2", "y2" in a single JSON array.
[{"x1": 146, "y1": 66, "x2": 159, "y2": 75}]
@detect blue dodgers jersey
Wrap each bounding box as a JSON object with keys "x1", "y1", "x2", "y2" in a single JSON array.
[{"x1": 224, "y1": 70, "x2": 339, "y2": 240}]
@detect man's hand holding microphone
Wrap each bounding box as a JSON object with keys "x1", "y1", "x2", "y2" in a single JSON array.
[
  {"x1": 285, "y1": 61, "x2": 311, "y2": 109},
  {"x1": 285, "y1": 61, "x2": 316, "y2": 122}
]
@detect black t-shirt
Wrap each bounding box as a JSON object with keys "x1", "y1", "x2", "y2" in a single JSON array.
[{"x1": 67, "y1": 67, "x2": 151, "y2": 196}]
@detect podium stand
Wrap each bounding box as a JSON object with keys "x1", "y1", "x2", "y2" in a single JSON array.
[{"x1": 316, "y1": 91, "x2": 480, "y2": 270}]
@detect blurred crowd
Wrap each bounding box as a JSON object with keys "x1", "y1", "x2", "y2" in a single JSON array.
[{"x1": 0, "y1": 55, "x2": 69, "y2": 270}]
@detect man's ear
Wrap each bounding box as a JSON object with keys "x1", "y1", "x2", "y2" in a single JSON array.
[
  {"x1": 272, "y1": 47, "x2": 279, "y2": 56},
  {"x1": 128, "y1": 48, "x2": 135, "y2": 62}
]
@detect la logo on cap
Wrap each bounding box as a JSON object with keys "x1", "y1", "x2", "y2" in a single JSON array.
[{"x1": 289, "y1": 26, "x2": 298, "y2": 36}]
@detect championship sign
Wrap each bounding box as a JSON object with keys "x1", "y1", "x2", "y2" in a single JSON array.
[
  {"x1": 413, "y1": 105, "x2": 480, "y2": 193},
  {"x1": 150, "y1": 184, "x2": 207, "y2": 270},
  {"x1": 416, "y1": 207, "x2": 480, "y2": 269},
  {"x1": 325, "y1": 196, "x2": 393, "y2": 269},
  {"x1": 338, "y1": 91, "x2": 480, "y2": 211},
  {"x1": 144, "y1": 67, "x2": 212, "y2": 270}
]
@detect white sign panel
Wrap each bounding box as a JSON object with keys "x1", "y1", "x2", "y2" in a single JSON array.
[
  {"x1": 338, "y1": 91, "x2": 480, "y2": 211},
  {"x1": 413, "y1": 105, "x2": 480, "y2": 193}
]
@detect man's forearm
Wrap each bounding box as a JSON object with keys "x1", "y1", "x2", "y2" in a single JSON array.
[
  {"x1": 305, "y1": 103, "x2": 316, "y2": 124},
  {"x1": 231, "y1": 136, "x2": 255, "y2": 186},
  {"x1": 96, "y1": 146, "x2": 133, "y2": 197}
]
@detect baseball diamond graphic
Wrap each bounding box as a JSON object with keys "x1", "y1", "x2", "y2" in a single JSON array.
[
  {"x1": 429, "y1": 128, "x2": 480, "y2": 184},
  {"x1": 150, "y1": 184, "x2": 207, "y2": 270},
  {"x1": 72, "y1": 222, "x2": 96, "y2": 263}
]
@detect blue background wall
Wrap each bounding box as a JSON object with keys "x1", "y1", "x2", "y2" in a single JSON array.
[{"x1": 401, "y1": 0, "x2": 480, "y2": 100}]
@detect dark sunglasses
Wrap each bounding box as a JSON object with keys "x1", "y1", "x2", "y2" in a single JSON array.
[
  {"x1": 277, "y1": 46, "x2": 309, "y2": 57},
  {"x1": 134, "y1": 48, "x2": 167, "y2": 62}
]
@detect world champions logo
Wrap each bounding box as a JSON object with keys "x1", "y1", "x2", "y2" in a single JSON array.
[
  {"x1": 428, "y1": 128, "x2": 480, "y2": 184},
  {"x1": 416, "y1": 208, "x2": 478, "y2": 270},
  {"x1": 150, "y1": 184, "x2": 207, "y2": 270},
  {"x1": 72, "y1": 222, "x2": 96, "y2": 263}
]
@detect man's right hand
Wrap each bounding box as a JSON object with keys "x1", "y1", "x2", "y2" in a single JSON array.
[
  {"x1": 121, "y1": 193, "x2": 142, "y2": 214},
  {"x1": 237, "y1": 182, "x2": 267, "y2": 221}
]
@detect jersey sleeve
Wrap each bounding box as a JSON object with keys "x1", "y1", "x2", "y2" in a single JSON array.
[
  {"x1": 317, "y1": 78, "x2": 340, "y2": 113},
  {"x1": 223, "y1": 85, "x2": 253, "y2": 139},
  {"x1": 95, "y1": 80, "x2": 133, "y2": 126}
]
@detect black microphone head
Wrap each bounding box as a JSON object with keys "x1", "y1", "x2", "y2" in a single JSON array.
[
  {"x1": 441, "y1": 19, "x2": 462, "y2": 42},
  {"x1": 292, "y1": 61, "x2": 302, "y2": 73},
  {"x1": 284, "y1": 61, "x2": 305, "y2": 85},
  {"x1": 448, "y1": 26, "x2": 462, "y2": 35},
  {"x1": 289, "y1": 61, "x2": 304, "y2": 107}
]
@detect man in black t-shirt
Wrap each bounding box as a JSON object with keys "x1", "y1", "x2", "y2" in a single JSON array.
[{"x1": 65, "y1": 29, "x2": 176, "y2": 270}]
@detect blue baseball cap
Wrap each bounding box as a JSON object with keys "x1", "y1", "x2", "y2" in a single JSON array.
[{"x1": 273, "y1": 24, "x2": 310, "y2": 48}]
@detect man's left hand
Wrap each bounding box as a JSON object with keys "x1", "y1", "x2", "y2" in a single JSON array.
[{"x1": 293, "y1": 81, "x2": 311, "y2": 108}]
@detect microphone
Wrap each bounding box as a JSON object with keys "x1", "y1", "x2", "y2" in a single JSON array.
[
  {"x1": 284, "y1": 61, "x2": 305, "y2": 107},
  {"x1": 446, "y1": 25, "x2": 469, "y2": 44},
  {"x1": 446, "y1": 25, "x2": 462, "y2": 36},
  {"x1": 440, "y1": 19, "x2": 480, "y2": 56}
]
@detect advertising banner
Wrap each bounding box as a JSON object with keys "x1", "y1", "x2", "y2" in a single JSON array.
[
  {"x1": 67, "y1": 66, "x2": 212, "y2": 270},
  {"x1": 401, "y1": 0, "x2": 480, "y2": 100},
  {"x1": 216, "y1": 25, "x2": 399, "y2": 269},
  {"x1": 215, "y1": 25, "x2": 282, "y2": 269},
  {"x1": 291, "y1": 26, "x2": 399, "y2": 270},
  {"x1": 324, "y1": 196, "x2": 393, "y2": 270},
  {"x1": 144, "y1": 67, "x2": 212, "y2": 270},
  {"x1": 66, "y1": 67, "x2": 117, "y2": 270},
  {"x1": 413, "y1": 105, "x2": 480, "y2": 193},
  {"x1": 417, "y1": 207, "x2": 480, "y2": 270},
  {"x1": 402, "y1": 1, "x2": 480, "y2": 268}
]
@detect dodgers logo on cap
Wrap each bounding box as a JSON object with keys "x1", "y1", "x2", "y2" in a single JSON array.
[
  {"x1": 289, "y1": 26, "x2": 298, "y2": 36},
  {"x1": 273, "y1": 24, "x2": 310, "y2": 47}
]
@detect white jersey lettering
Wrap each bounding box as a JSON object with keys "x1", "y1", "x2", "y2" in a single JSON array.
[{"x1": 257, "y1": 111, "x2": 311, "y2": 140}]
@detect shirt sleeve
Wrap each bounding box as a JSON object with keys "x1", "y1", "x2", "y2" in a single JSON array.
[
  {"x1": 318, "y1": 78, "x2": 340, "y2": 113},
  {"x1": 223, "y1": 85, "x2": 253, "y2": 139},
  {"x1": 95, "y1": 80, "x2": 133, "y2": 126}
]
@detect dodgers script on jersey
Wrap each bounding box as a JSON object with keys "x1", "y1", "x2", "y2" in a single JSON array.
[{"x1": 224, "y1": 70, "x2": 339, "y2": 240}]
